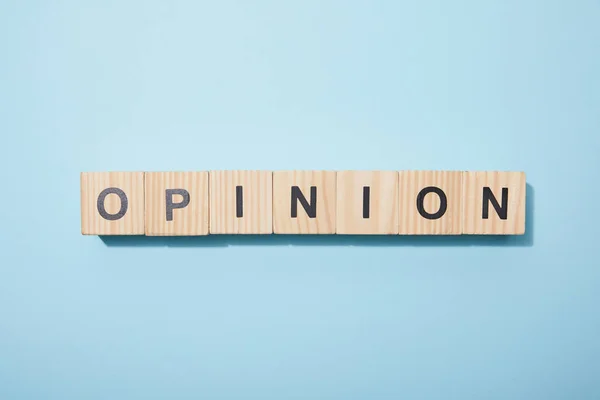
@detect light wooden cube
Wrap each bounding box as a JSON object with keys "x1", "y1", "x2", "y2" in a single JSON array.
[
  {"x1": 210, "y1": 170, "x2": 273, "y2": 234},
  {"x1": 398, "y1": 171, "x2": 463, "y2": 235},
  {"x1": 145, "y1": 172, "x2": 209, "y2": 236},
  {"x1": 463, "y1": 171, "x2": 526, "y2": 235},
  {"x1": 336, "y1": 171, "x2": 398, "y2": 234},
  {"x1": 273, "y1": 171, "x2": 336, "y2": 234},
  {"x1": 80, "y1": 172, "x2": 145, "y2": 235}
]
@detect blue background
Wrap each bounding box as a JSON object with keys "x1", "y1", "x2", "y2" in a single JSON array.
[{"x1": 1, "y1": 1, "x2": 599, "y2": 399}]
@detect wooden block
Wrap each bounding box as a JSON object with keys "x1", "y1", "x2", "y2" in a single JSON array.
[
  {"x1": 273, "y1": 171, "x2": 336, "y2": 234},
  {"x1": 336, "y1": 171, "x2": 398, "y2": 234},
  {"x1": 80, "y1": 172, "x2": 145, "y2": 235},
  {"x1": 463, "y1": 171, "x2": 526, "y2": 234},
  {"x1": 145, "y1": 172, "x2": 209, "y2": 236},
  {"x1": 210, "y1": 170, "x2": 273, "y2": 234},
  {"x1": 398, "y1": 171, "x2": 462, "y2": 235}
]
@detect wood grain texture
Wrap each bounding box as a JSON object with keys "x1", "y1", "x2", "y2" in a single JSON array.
[
  {"x1": 336, "y1": 171, "x2": 398, "y2": 234},
  {"x1": 145, "y1": 172, "x2": 209, "y2": 236},
  {"x1": 398, "y1": 171, "x2": 462, "y2": 235},
  {"x1": 463, "y1": 171, "x2": 526, "y2": 234},
  {"x1": 273, "y1": 170, "x2": 336, "y2": 234},
  {"x1": 210, "y1": 170, "x2": 273, "y2": 234},
  {"x1": 80, "y1": 172, "x2": 145, "y2": 235}
]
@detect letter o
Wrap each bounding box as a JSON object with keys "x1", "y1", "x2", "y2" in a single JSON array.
[
  {"x1": 97, "y1": 187, "x2": 128, "y2": 221},
  {"x1": 416, "y1": 186, "x2": 447, "y2": 220}
]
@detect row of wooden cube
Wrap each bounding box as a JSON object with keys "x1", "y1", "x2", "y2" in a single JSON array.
[{"x1": 81, "y1": 170, "x2": 526, "y2": 236}]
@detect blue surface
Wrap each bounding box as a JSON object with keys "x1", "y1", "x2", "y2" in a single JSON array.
[{"x1": 1, "y1": 1, "x2": 599, "y2": 399}]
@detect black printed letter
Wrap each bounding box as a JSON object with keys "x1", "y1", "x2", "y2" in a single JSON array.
[
  {"x1": 363, "y1": 186, "x2": 370, "y2": 219},
  {"x1": 236, "y1": 186, "x2": 243, "y2": 218},
  {"x1": 291, "y1": 186, "x2": 317, "y2": 218},
  {"x1": 482, "y1": 187, "x2": 508, "y2": 220},
  {"x1": 165, "y1": 189, "x2": 190, "y2": 221},
  {"x1": 97, "y1": 187, "x2": 128, "y2": 221},
  {"x1": 416, "y1": 186, "x2": 447, "y2": 220}
]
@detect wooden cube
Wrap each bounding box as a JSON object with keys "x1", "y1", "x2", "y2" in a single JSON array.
[
  {"x1": 273, "y1": 171, "x2": 336, "y2": 234},
  {"x1": 145, "y1": 172, "x2": 209, "y2": 236},
  {"x1": 210, "y1": 170, "x2": 272, "y2": 234},
  {"x1": 398, "y1": 171, "x2": 463, "y2": 235},
  {"x1": 463, "y1": 171, "x2": 526, "y2": 234},
  {"x1": 336, "y1": 171, "x2": 398, "y2": 234},
  {"x1": 80, "y1": 172, "x2": 145, "y2": 235}
]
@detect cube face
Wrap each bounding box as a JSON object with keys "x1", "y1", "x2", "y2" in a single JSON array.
[
  {"x1": 145, "y1": 172, "x2": 209, "y2": 236},
  {"x1": 210, "y1": 170, "x2": 273, "y2": 234},
  {"x1": 398, "y1": 171, "x2": 463, "y2": 235},
  {"x1": 80, "y1": 172, "x2": 145, "y2": 235},
  {"x1": 336, "y1": 171, "x2": 399, "y2": 234},
  {"x1": 273, "y1": 171, "x2": 336, "y2": 234},
  {"x1": 463, "y1": 171, "x2": 526, "y2": 234}
]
